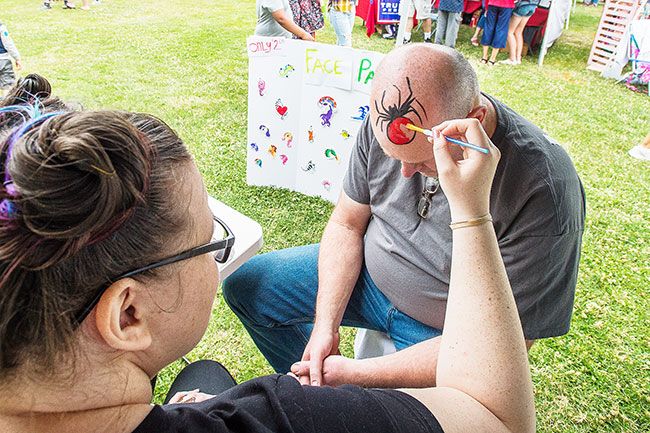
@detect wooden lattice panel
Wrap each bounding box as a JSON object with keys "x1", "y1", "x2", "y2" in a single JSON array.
[{"x1": 587, "y1": 0, "x2": 643, "y2": 71}]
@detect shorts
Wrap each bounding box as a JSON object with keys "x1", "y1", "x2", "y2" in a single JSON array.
[
  {"x1": 407, "y1": 0, "x2": 433, "y2": 19},
  {"x1": 477, "y1": 12, "x2": 486, "y2": 28},
  {"x1": 0, "y1": 59, "x2": 16, "y2": 89},
  {"x1": 513, "y1": 3, "x2": 538, "y2": 17}
]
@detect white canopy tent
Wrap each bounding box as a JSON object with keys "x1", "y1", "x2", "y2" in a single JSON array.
[{"x1": 538, "y1": 0, "x2": 573, "y2": 66}]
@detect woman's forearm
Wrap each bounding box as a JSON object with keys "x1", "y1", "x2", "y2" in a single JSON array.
[
  {"x1": 436, "y1": 221, "x2": 535, "y2": 433},
  {"x1": 273, "y1": 11, "x2": 310, "y2": 39}
]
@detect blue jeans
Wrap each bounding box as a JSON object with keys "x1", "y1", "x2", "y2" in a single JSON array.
[
  {"x1": 435, "y1": 11, "x2": 462, "y2": 48},
  {"x1": 329, "y1": 6, "x2": 355, "y2": 46},
  {"x1": 222, "y1": 244, "x2": 442, "y2": 373},
  {"x1": 481, "y1": 6, "x2": 513, "y2": 49}
]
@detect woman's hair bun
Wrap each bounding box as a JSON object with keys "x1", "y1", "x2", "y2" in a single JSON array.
[
  {"x1": 0, "y1": 104, "x2": 192, "y2": 378},
  {"x1": 6, "y1": 111, "x2": 153, "y2": 261}
]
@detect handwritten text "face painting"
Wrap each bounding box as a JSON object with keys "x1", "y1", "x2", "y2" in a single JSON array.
[{"x1": 305, "y1": 48, "x2": 345, "y2": 76}]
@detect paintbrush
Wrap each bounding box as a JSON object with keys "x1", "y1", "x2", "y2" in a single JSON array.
[{"x1": 404, "y1": 123, "x2": 489, "y2": 155}]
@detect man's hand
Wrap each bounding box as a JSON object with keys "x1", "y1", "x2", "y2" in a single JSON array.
[
  {"x1": 300, "y1": 327, "x2": 340, "y2": 386},
  {"x1": 15, "y1": 59, "x2": 22, "y2": 70},
  {"x1": 292, "y1": 355, "x2": 359, "y2": 387}
]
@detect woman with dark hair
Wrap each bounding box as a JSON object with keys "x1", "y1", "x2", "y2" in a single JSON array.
[
  {"x1": 0, "y1": 104, "x2": 535, "y2": 433},
  {"x1": 2, "y1": 73, "x2": 51, "y2": 105},
  {"x1": 0, "y1": 74, "x2": 72, "y2": 131}
]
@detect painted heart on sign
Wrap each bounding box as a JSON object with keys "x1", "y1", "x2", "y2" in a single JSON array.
[{"x1": 275, "y1": 98, "x2": 288, "y2": 119}]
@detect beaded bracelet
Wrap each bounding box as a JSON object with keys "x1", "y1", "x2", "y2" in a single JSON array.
[{"x1": 449, "y1": 213, "x2": 493, "y2": 230}]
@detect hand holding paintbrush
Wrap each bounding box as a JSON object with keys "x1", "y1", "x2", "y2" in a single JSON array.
[
  {"x1": 429, "y1": 118, "x2": 500, "y2": 221},
  {"x1": 404, "y1": 123, "x2": 490, "y2": 154}
]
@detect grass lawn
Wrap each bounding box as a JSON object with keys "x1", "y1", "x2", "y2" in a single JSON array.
[{"x1": 4, "y1": 1, "x2": 649, "y2": 431}]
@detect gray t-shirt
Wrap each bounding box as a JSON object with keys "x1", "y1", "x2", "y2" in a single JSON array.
[
  {"x1": 343, "y1": 94, "x2": 585, "y2": 340},
  {"x1": 255, "y1": 0, "x2": 293, "y2": 38}
]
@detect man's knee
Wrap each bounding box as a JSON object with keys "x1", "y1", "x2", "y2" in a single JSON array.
[
  {"x1": 223, "y1": 244, "x2": 319, "y2": 322},
  {"x1": 222, "y1": 260, "x2": 263, "y2": 314}
]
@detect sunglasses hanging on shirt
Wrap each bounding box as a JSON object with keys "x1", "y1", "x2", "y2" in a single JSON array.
[{"x1": 417, "y1": 176, "x2": 440, "y2": 219}]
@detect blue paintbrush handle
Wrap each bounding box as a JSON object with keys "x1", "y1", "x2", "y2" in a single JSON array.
[
  {"x1": 415, "y1": 126, "x2": 490, "y2": 155},
  {"x1": 443, "y1": 135, "x2": 490, "y2": 154}
]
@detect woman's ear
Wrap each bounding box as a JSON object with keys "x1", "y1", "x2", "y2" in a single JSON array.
[
  {"x1": 94, "y1": 279, "x2": 153, "y2": 352},
  {"x1": 468, "y1": 105, "x2": 488, "y2": 123}
]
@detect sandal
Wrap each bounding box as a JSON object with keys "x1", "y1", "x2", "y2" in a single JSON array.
[
  {"x1": 63, "y1": 0, "x2": 76, "y2": 9},
  {"x1": 488, "y1": 60, "x2": 496, "y2": 66},
  {"x1": 480, "y1": 58, "x2": 488, "y2": 64},
  {"x1": 471, "y1": 37, "x2": 479, "y2": 47}
]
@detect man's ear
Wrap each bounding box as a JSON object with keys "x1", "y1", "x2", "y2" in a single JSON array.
[
  {"x1": 467, "y1": 105, "x2": 488, "y2": 123},
  {"x1": 94, "y1": 279, "x2": 153, "y2": 352}
]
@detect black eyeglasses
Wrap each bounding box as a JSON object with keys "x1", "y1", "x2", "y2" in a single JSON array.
[
  {"x1": 417, "y1": 177, "x2": 440, "y2": 219},
  {"x1": 72, "y1": 215, "x2": 235, "y2": 325}
]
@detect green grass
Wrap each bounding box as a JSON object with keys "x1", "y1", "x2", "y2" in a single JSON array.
[{"x1": 4, "y1": 1, "x2": 649, "y2": 431}]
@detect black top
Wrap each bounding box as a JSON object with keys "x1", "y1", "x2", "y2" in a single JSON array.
[{"x1": 133, "y1": 374, "x2": 444, "y2": 433}]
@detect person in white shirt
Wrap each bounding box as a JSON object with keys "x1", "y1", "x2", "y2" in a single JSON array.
[{"x1": 256, "y1": 0, "x2": 315, "y2": 40}]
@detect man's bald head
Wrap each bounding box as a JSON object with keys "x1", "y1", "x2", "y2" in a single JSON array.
[{"x1": 370, "y1": 44, "x2": 480, "y2": 163}]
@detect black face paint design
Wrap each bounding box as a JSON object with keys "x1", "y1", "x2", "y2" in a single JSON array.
[{"x1": 374, "y1": 77, "x2": 428, "y2": 145}]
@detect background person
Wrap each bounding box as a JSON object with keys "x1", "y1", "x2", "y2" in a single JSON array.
[
  {"x1": 327, "y1": 0, "x2": 358, "y2": 47},
  {"x1": 470, "y1": 0, "x2": 487, "y2": 46},
  {"x1": 500, "y1": 0, "x2": 540, "y2": 65},
  {"x1": 0, "y1": 20, "x2": 22, "y2": 95},
  {"x1": 435, "y1": 0, "x2": 464, "y2": 48},
  {"x1": 43, "y1": 0, "x2": 85, "y2": 9},
  {"x1": 1, "y1": 74, "x2": 51, "y2": 106},
  {"x1": 0, "y1": 74, "x2": 74, "y2": 134},
  {"x1": 480, "y1": 0, "x2": 514, "y2": 65},
  {"x1": 288, "y1": 0, "x2": 325, "y2": 39},
  {"x1": 403, "y1": 0, "x2": 434, "y2": 43},
  {"x1": 256, "y1": 0, "x2": 315, "y2": 40},
  {"x1": 629, "y1": 131, "x2": 650, "y2": 160}
]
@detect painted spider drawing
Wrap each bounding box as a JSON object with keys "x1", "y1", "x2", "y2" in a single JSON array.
[{"x1": 374, "y1": 77, "x2": 427, "y2": 145}]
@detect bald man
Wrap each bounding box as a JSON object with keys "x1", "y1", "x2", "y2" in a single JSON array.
[{"x1": 223, "y1": 44, "x2": 585, "y2": 387}]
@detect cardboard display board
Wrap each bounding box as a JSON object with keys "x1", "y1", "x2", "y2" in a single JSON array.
[{"x1": 246, "y1": 37, "x2": 384, "y2": 203}]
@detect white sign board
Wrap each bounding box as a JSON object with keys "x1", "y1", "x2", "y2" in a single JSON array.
[{"x1": 246, "y1": 36, "x2": 384, "y2": 203}]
